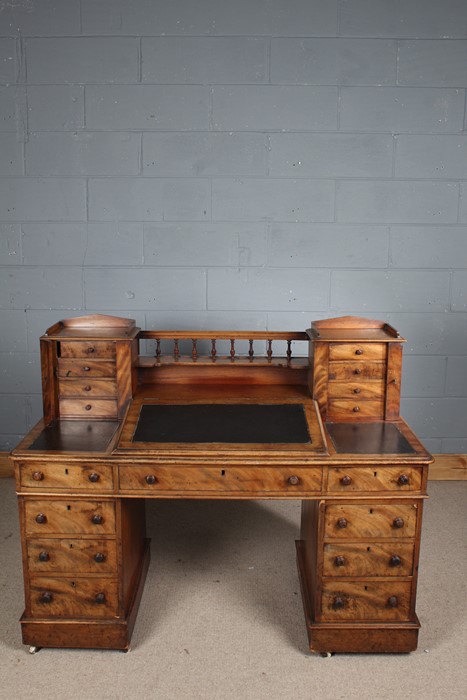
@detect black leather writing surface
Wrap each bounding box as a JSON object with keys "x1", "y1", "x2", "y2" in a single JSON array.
[
  {"x1": 28, "y1": 420, "x2": 119, "y2": 452},
  {"x1": 132, "y1": 404, "x2": 311, "y2": 444},
  {"x1": 326, "y1": 422, "x2": 416, "y2": 454}
]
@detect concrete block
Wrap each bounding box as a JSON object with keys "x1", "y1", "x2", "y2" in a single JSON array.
[
  {"x1": 142, "y1": 37, "x2": 268, "y2": 84},
  {"x1": 446, "y1": 357, "x2": 467, "y2": 396},
  {"x1": 0, "y1": 224, "x2": 21, "y2": 264},
  {"x1": 269, "y1": 224, "x2": 388, "y2": 267},
  {"x1": 84, "y1": 268, "x2": 207, "y2": 311},
  {"x1": 0, "y1": 267, "x2": 83, "y2": 309},
  {"x1": 207, "y1": 268, "x2": 330, "y2": 311},
  {"x1": 271, "y1": 38, "x2": 396, "y2": 85},
  {"x1": 0, "y1": 86, "x2": 16, "y2": 131},
  {"x1": 0, "y1": 39, "x2": 16, "y2": 83},
  {"x1": 0, "y1": 395, "x2": 28, "y2": 435},
  {"x1": 402, "y1": 398, "x2": 467, "y2": 438},
  {"x1": 0, "y1": 0, "x2": 80, "y2": 36},
  {"x1": 144, "y1": 223, "x2": 267, "y2": 267},
  {"x1": 331, "y1": 270, "x2": 451, "y2": 312},
  {"x1": 86, "y1": 85, "x2": 211, "y2": 130},
  {"x1": 336, "y1": 180, "x2": 459, "y2": 224},
  {"x1": 27, "y1": 85, "x2": 84, "y2": 131},
  {"x1": 26, "y1": 132, "x2": 141, "y2": 177},
  {"x1": 143, "y1": 132, "x2": 267, "y2": 177},
  {"x1": 26, "y1": 38, "x2": 138, "y2": 84},
  {"x1": 144, "y1": 309, "x2": 267, "y2": 331},
  {"x1": 0, "y1": 433, "x2": 24, "y2": 451},
  {"x1": 0, "y1": 352, "x2": 41, "y2": 394},
  {"x1": 0, "y1": 178, "x2": 86, "y2": 221},
  {"x1": 269, "y1": 133, "x2": 393, "y2": 178},
  {"x1": 21, "y1": 224, "x2": 87, "y2": 265},
  {"x1": 0, "y1": 310, "x2": 27, "y2": 351},
  {"x1": 459, "y1": 183, "x2": 467, "y2": 222},
  {"x1": 398, "y1": 40, "x2": 467, "y2": 87},
  {"x1": 452, "y1": 272, "x2": 467, "y2": 311},
  {"x1": 86, "y1": 224, "x2": 144, "y2": 265},
  {"x1": 390, "y1": 226, "x2": 467, "y2": 268},
  {"x1": 88, "y1": 178, "x2": 210, "y2": 222},
  {"x1": 27, "y1": 393, "x2": 44, "y2": 429},
  {"x1": 385, "y1": 312, "x2": 467, "y2": 355},
  {"x1": 440, "y1": 438, "x2": 467, "y2": 452},
  {"x1": 339, "y1": 0, "x2": 467, "y2": 38},
  {"x1": 395, "y1": 135, "x2": 467, "y2": 179},
  {"x1": 212, "y1": 86, "x2": 338, "y2": 131},
  {"x1": 0, "y1": 133, "x2": 22, "y2": 175},
  {"x1": 212, "y1": 179, "x2": 334, "y2": 222},
  {"x1": 401, "y1": 356, "x2": 446, "y2": 397},
  {"x1": 339, "y1": 86, "x2": 465, "y2": 133}
]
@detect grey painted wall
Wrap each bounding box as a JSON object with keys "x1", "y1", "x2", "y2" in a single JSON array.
[{"x1": 0, "y1": 0, "x2": 466, "y2": 453}]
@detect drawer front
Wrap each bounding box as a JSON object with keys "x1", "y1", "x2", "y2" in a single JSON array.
[
  {"x1": 324, "y1": 503, "x2": 418, "y2": 539},
  {"x1": 322, "y1": 542, "x2": 415, "y2": 577},
  {"x1": 24, "y1": 500, "x2": 116, "y2": 535},
  {"x1": 320, "y1": 581, "x2": 412, "y2": 621},
  {"x1": 59, "y1": 398, "x2": 118, "y2": 419},
  {"x1": 328, "y1": 362, "x2": 385, "y2": 381},
  {"x1": 329, "y1": 343, "x2": 386, "y2": 362},
  {"x1": 58, "y1": 360, "x2": 116, "y2": 379},
  {"x1": 29, "y1": 576, "x2": 118, "y2": 618},
  {"x1": 327, "y1": 381, "x2": 385, "y2": 400},
  {"x1": 59, "y1": 378, "x2": 117, "y2": 398},
  {"x1": 327, "y1": 399, "x2": 384, "y2": 420},
  {"x1": 19, "y1": 462, "x2": 114, "y2": 491},
  {"x1": 119, "y1": 465, "x2": 322, "y2": 494},
  {"x1": 327, "y1": 466, "x2": 423, "y2": 493},
  {"x1": 60, "y1": 341, "x2": 116, "y2": 359},
  {"x1": 27, "y1": 538, "x2": 117, "y2": 574}
]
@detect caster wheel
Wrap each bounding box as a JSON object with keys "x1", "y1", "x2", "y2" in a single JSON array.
[
  {"x1": 320, "y1": 652, "x2": 333, "y2": 658},
  {"x1": 28, "y1": 646, "x2": 41, "y2": 654}
]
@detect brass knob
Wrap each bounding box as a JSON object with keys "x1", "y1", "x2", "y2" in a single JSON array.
[
  {"x1": 393, "y1": 517, "x2": 404, "y2": 529},
  {"x1": 333, "y1": 597, "x2": 345, "y2": 610},
  {"x1": 353, "y1": 388, "x2": 361, "y2": 394},
  {"x1": 88, "y1": 472, "x2": 100, "y2": 483},
  {"x1": 86, "y1": 347, "x2": 95, "y2": 354},
  {"x1": 39, "y1": 592, "x2": 53, "y2": 604},
  {"x1": 398, "y1": 474, "x2": 409, "y2": 486},
  {"x1": 340, "y1": 475, "x2": 352, "y2": 486},
  {"x1": 83, "y1": 366, "x2": 91, "y2": 371},
  {"x1": 388, "y1": 596, "x2": 398, "y2": 608},
  {"x1": 355, "y1": 348, "x2": 363, "y2": 355},
  {"x1": 389, "y1": 555, "x2": 402, "y2": 567},
  {"x1": 334, "y1": 555, "x2": 346, "y2": 567},
  {"x1": 95, "y1": 593, "x2": 106, "y2": 604},
  {"x1": 337, "y1": 517, "x2": 348, "y2": 529},
  {"x1": 32, "y1": 471, "x2": 44, "y2": 481},
  {"x1": 94, "y1": 552, "x2": 106, "y2": 563},
  {"x1": 84, "y1": 385, "x2": 92, "y2": 392},
  {"x1": 354, "y1": 368, "x2": 362, "y2": 375},
  {"x1": 287, "y1": 475, "x2": 300, "y2": 485},
  {"x1": 353, "y1": 406, "x2": 360, "y2": 412},
  {"x1": 145, "y1": 474, "x2": 157, "y2": 485},
  {"x1": 91, "y1": 514, "x2": 103, "y2": 525},
  {"x1": 38, "y1": 551, "x2": 50, "y2": 562},
  {"x1": 85, "y1": 404, "x2": 92, "y2": 411},
  {"x1": 35, "y1": 513, "x2": 47, "y2": 524}
]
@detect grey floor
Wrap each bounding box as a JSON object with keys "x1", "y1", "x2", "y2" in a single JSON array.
[{"x1": 0, "y1": 479, "x2": 466, "y2": 700}]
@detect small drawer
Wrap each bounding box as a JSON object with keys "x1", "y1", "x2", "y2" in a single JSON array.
[
  {"x1": 327, "y1": 381, "x2": 385, "y2": 400},
  {"x1": 118, "y1": 465, "x2": 322, "y2": 494},
  {"x1": 60, "y1": 341, "x2": 116, "y2": 359},
  {"x1": 27, "y1": 538, "x2": 117, "y2": 574},
  {"x1": 328, "y1": 362, "x2": 385, "y2": 381},
  {"x1": 19, "y1": 462, "x2": 114, "y2": 491},
  {"x1": 329, "y1": 343, "x2": 386, "y2": 361},
  {"x1": 327, "y1": 399, "x2": 384, "y2": 420},
  {"x1": 29, "y1": 576, "x2": 118, "y2": 618},
  {"x1": 59, "y1": 378, "x2": 117, "y2": 398},
  {"x1": 324, "y1": 503, "x2": 418, "y2": 539},
  {"x1": 322, "y1": 542, "x2": 415, "y2": 577},
  {"x1": 59, "y1": 398, "x2": 118, "y2": 419},
  {"x1": 327, "y1": 466, "x2": 423, "y2": 493},
  {"x1": 58, "y1": 359, "x2": 116, "y2": 379},
  {"x1": 24, "y1": 500, "x2": 116, "y2": 536},
  {"x1": 320, "y1": 581, "x2": 412, "y2": 621}
]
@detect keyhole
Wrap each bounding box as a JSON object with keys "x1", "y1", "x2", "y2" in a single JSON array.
[
  {"x1": 65, "y1": 469, "x2": 69, "y2": 475},
  {"x1": 67, "y1": 505, "x2": 71, "y2": 511},
  {"x1": 221, "y1": 470, "x2": 226, "y2": 476}
]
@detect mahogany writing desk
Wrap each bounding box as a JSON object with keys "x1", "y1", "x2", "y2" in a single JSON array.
[{"x1": 11, "y1": 314, "x2": 432, "y2": 654}]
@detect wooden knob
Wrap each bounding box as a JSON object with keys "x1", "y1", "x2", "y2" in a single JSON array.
[
  {"x1": 353, "y1": 388, "x2": 361, "y2": 394},
  {"x1": 39, "y1": 592, "x2": 53, "y2": 604},
  {"x1": 86, "y1": 347, "x2": 95, "y2": 354},
  {"x1": 85, "y1": 404, "x2": 92, "y2": 411},
  {"x1": 389, "y1": 555, "x2": 402, "y2": 567},
  {"x1": 354, "y1": 368, "x2": 362, "y2": 375},
  {"x1": 337, "y1": 517, "x2": 348, "y2": 529},
  {"x1": 145, "y1": 474, "x2": 157, "y2": 485},
  {"x1": 95, "y1": 593, "x2": 106, "y2": 604},
  {"x1": 355, "y1": 348, "x2": 363, "y2": 355},
  {"x1": 84, "y1": 385, "x2": 92, "y2": 392},
  {"x1": 340, "y1": 475, "x2": 352, "y2": 486},
  {"x1": 35, "y1": 513, "x2": 47, "y2": 524},
  {"x1": 94, "y1": 552, "x2": 106, "y2": 563},
  {"x1": 91, "y1": 514, "x2": 103, "y2": 525},
  {"x1": 352, "y1": 406, "x2": 360, "y2": 412},
  {"x1": 388, "y1": 596, "x2": 398, "y2": 608},
  {"x1": 287, "y1": 475, "x2": 300, "y2": 486},
  {"x1": 333, "y1": 597, "x2": 345, "y2": 610},
  {"x1": 32, "y1": 471, "x2": 44, "y2": 481},
  {"x1": 334, "y1": 556, "x2": 346, "y2": 567},
  {"x1": 398, "y1": 474, "x2": 409, "y2": 486},
  {"x1": 38, "y1": 551, "x2": 50, "y2": 562},
  {"x1": 83, "y1": 366, "x2": 91, "y2": 371},
  {"x1": 88, "y1": 472, "x2": 100, "y2": 483},
  {"x1": 393, "y1": 517, "x2": 404, "y2": 529}
]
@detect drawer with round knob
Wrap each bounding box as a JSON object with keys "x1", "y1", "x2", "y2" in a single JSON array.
[
  {"x1": 323, "y1": 503, "x2": 418, "y2": 539},
  {"x1": 327, "y1": 467, "x2": 423, "y2": 493},
  {"x1": 58, "y1": 378, "x2": 118, "y2": 398},
  {"x1": 58, "y1": 359, "x2": 116, "y2": 379},
  {"x1": 327, "y1": 381, "x2": 385, "y2": 400},
  {"x1": 328, "y1": 362, "x2": 385, "y2": 381},
  {"x1": 59, "y1": 398, "x2": 118, "y2": 418},
  {"x1": 328, "y1": 343, "x2": 387, "y2": 362},
  {"x1": 24, "y1": 500, "x2": 116, "y2": 535},
  {"x1": 27, "y1": 538, "x2": 117, "y2": 574},
  {"x1": 320, "y1": 580, "x2": 412, "y2": 621},
  {"x1": 29, "y1": 576, "x2": 118, "y2": 618},
  {"x1": 19, "y1": 463, "x2": 114, "y2": 491},
  {"x1": 322, "y1": 542, "x2": 415, "y2": 577},
  {"x1": 327, "y1": 398, "x2": 384, "y2": 420},
  {"x1": 60, "y1": 341, "x2": 116, "y2": 359}
]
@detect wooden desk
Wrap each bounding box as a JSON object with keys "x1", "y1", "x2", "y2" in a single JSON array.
[{"x1": 11, "y1": 315, "x2": 432, "y2": 654}]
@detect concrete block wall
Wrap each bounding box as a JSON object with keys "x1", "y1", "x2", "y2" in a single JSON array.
[{"x1": 0, "y1": 0, "x2": 466, "y2": 453}]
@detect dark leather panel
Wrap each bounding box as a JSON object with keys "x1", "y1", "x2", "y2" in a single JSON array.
[
  {"x1": 28, "y1": 420, "x2": 119, "y2": 452},
  {"x1": 326, "y1": 422, "x2": 416, "y2": 454}
]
